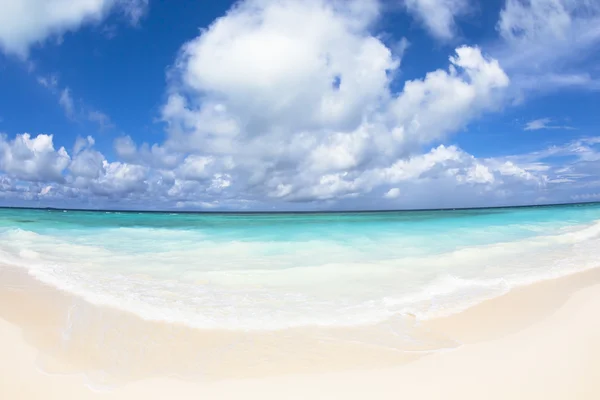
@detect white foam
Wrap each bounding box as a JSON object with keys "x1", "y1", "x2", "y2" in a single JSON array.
[{"x1": 1, "y1": 219, "x2": 599, "y2": 330}]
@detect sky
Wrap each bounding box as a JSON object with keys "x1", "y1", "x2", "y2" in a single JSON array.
[{"x1": 0, "y1": 0, "x2": 599, "y2": 211}]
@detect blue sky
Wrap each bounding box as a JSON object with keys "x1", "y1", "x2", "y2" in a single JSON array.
[{"x1": 0, "y1": 0, "x2": 599, "y2": 211}]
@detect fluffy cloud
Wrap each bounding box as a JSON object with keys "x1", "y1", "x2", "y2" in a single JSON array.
[
  {"x1": 114, "y1": 136, "x2": 182, "y2": 169},
  {"x1": 1, "y1": 0, "x2": 597, "y2": 210},
  {"x1": 70, "y1": 136, "x2": 104, "y2": 178},
  {"x1": 66, "y1": 135, "x2": 149, "y2": 197},
  {"x1": 84, "y1": 161, "x2": 148, "y2": 197},
  {"x1": 0, "y1": 133, "x2": 153, "y2": 205},
  {"x1": 386, "y1": 46, "x2": 508, "y2": 149},
  {"x1": 1, "y1": 131, "x2": 597, "y2": 209},
  {"x1": 403, "y1": 0, "x2": 471, "y2": 40},
  {"x1": 166, "y1": 0, "x2": 393, "y2": 140},
  {"x1": 0, "y1": 133, "x2": 70, "y2": 182},
  {"x1": 0, "y1": 0, "x2": 148, "y2": 56},
  {"x1": 159, "y1": 0, "x2": 509, "y2": 205}
]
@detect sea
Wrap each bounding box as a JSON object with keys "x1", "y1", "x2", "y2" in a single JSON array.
[{"x1": 1, "y1": 203, "x2": 600, "y2": 331}]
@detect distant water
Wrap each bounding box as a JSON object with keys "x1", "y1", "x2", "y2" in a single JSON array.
[{"x1": 1, "y1": 204, "x2": 600, "y2": 330}]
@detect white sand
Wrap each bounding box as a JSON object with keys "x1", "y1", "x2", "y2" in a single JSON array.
[{"x1": 1, "y1": 267, "x2": 600, "y2": 399}]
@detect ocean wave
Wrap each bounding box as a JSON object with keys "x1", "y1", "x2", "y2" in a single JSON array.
[{"x1": 0, "y1": 218, "x2": 599, "y2": 330}]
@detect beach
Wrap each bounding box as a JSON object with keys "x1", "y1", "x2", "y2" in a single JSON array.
[
  {"x1": 1, "y1": 264, "x2": 599, "y2": 399},
  {"x1": 1, "y1": 0, "x2": 599, "y2": 396},
  {"x1": 2, "y1": 206, "x2": 600, "y2": 398}
]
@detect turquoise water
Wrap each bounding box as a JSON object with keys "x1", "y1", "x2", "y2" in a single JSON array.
[{"x1": 1, "y1": 203, "x2": 600, "y2": 330}]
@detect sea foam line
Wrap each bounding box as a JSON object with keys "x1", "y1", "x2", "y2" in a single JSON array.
[{"x1": 0, "y1": 220, "x2": 599, "y2": 330}]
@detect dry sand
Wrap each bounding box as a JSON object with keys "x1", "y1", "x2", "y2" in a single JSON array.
[{"x1": 1, "y1": 264, "x2": 599, "y2": 399}]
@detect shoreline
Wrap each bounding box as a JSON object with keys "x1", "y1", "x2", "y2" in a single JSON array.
[{"x1": 1, "y1": 264, "x2": 600, "y2": 398}]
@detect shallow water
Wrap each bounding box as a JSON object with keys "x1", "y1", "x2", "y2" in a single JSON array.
[{"x1": 1, "y1": 204, "x2": 600, "y2": 330}]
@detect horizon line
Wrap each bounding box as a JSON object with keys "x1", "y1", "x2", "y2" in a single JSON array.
[{"x1": 0, "y1": 200, "x2": 599, "y2": 215}]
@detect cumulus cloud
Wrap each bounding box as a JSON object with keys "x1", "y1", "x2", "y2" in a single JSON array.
[
  {"x1": 167, "y1": 0, "x2": 392, "y2": 136},
  {"x1": 159, "y1": 0, "x2": 509, "y2": 205},
  {"x1": 0, "y1": 0, "x2": 148, "y2": 56},
  {"x1": 2, "y1": 0, "x2": 597, "y2": 210},
  {"x1": 365, "y1": 144, "x2": 542, "y2": 191},
  {"x1": 70, "y1": 136, "x2": 104, "y2": 178},
  {"x1": 0, "y1": 133, "x2": 70, "y2": 182},
  {"x1": 114, "y1": 136, "x2": 137, "y2": 160},
  {"x1": 85, "y1": 161, "x2": 148, "y2": 197},
  {"x1": 403, "y1": 0, "x2": 471, "y2": 40},
  {"x1": 114, "y1": 136, "x2": 182, "y2": 169},
  {"x1": 1, "y1": 131, "x2": 597, "y2": 209},
  {"x1": 386, "y1": 46, "x2": 509, "y2": 149},
  {"x1": 0, "y1": 133, "x2": 155, "y2": 206}
]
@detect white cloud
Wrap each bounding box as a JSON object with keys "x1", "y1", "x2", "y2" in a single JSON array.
[
  {"x1": 69, "y1": 136, "x2": 149, "y2": 197},
  {"x1": 59, "y1": 88, "x2": 75, "y2": 118},
  {"x1": 384, "y1": 188, "x2": 401, "y2": 199},
  {"x1": 403, "y1": 0, "x2": 471, "y2": 40},
  {"x1": 160, "y1": 0, "x2": 509, "y2": 205},
  {"x1": 177, "y1": 155, "x2": 214, "y2": 182},
  {"x1": 86, "y1": 160, "x2": 148, "y2": 197},
  {"x1": 489, "y1": 136, "x2": 600, "y2": 201},
  {"x1": 114, "y1": 136, "x2": 182, "y2": 169},
  {"x1": 87, "y1": 110, "x2": 114, "y2": 130},
  {"x1": 1, "y1": 131, "x2": 597, "y2": 209},
  {"x1": 169, "y1": 0, "x2": 393, "y2": 138},
  {"x1": 364, "y1": 145, "x2": 529, "y2": 189},
  {"x1": 175, "y1": 200, "x2": 219, "y2": 209},
  {"x1": 37, "y1": 76, "x2": 116, "y2": 129},
  {"x1": 498, "y1": 0, "x2": 600, "y2": 46},
  {"x1": 73, "y1": 135, "x2": 95, "y2": 154},
  {"x1": 524, "y1": 117, "x2": 575, "y2": 131},
  {"x1": 70, "y1": 136, "x2": 104, "y2": 179},
  {"x1": 37, "y1": 75, "x2": 58, "y2": 90},
  {"x1": 114, "y1": 136, "x2": 137, "y2": 160},
  {"x1": 0, "y1": 133, "x2": 70, "y2": 182},
  {"x1": 0, "y1": 134, "x2": 156, "y2": 205},
  {"x1": 516, "y1": 73, "x2": 600, "y2": 92},
  {"x1": 4, "y1": 0, "x2": 599, "y2": 210},
  {"x1": 463, "y1": 163, "x2": 495, "y2": 184},
  {"x1": 0, "y1": 0, "x2": 148, "y2": 57},
  {"x1": 119, "y1": 0, "x2": 148, "y2": 25},
  {"x1": 387, "y1": 46, "x2": 509, "y2": 149},
  {"x1": 493, "y1": 161, "x2": 539, "y2": 181},
  {"x1": 40, "y1": 186, "x2": 53, "y2": 196},
  {"x1": 524, "y1": 117, "x2": 551, "y2": 131},
  {"x1": 495, "y1": 0, "x2": 600, "y2": 93},
  {"x1": 69, "y1": 149, "x2": 105, "y2": 179},
  {"x1": 572, "y1": 193, "x2": 600, "y2": 201}
]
